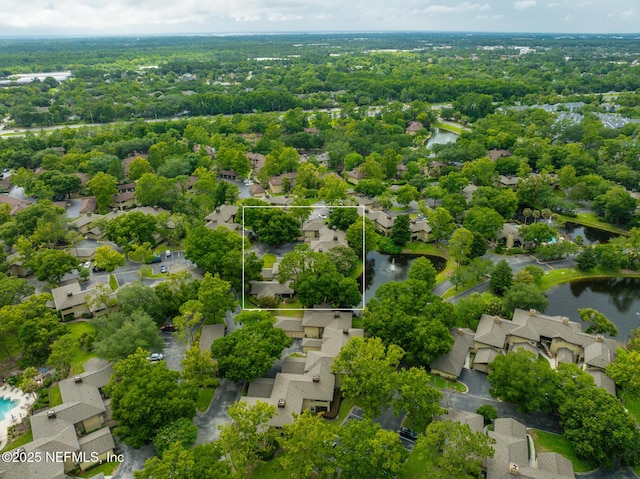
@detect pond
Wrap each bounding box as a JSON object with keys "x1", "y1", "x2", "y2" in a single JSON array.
[
  {"x1": 359, "y1": 251, "x2": 446, "y2": 306},
  {"x1": 426, "y1": 127, "x2": 458, "y2": 149},
  {"x1": 557, "y1": 222, "x2": 617, "y2": 245},
  {"x1": 546, "y1": 277, "x2": 640, "y2": 341}
]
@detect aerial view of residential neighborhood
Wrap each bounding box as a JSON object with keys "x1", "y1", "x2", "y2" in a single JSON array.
[{"x1": 1, "y1": 5, "x2": 640, "y2": 479}]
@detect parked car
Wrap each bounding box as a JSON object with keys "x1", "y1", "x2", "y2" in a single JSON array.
[
  {"x1": 147, "y1": 352, "x2": 165, "y2": 362},
  {"x1": 82, "y1": 261, "x2": 92, "y2": 270},
  {"x1": 160, "y1": 323, "x2": 176, "y2": 332},
  {"x1": 160, "y1": 265, "x2": 167, "y2": 273},
  {"x1": 92, "y1": 264, "x2": 103, "y2": 272},
  {"x1": 398, "y1": 427, "x2": 418, "y2": 441},
  {"x1": 149, "y1": 254, "x2": 162, "y2": 263},
  {"x1": 165, "y1": 250, "x2": 172, "y2": 258}
]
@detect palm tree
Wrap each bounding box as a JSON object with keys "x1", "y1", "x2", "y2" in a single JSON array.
[
  {"x1": 541, "y1": 208, "x2": 552, "y2": 222},
  {"x1": 523, "y1": 208, "x2": 532, "y2": 224},
  {"x1": 532, "y1": 210, "x2": 541, "y2": 223}
]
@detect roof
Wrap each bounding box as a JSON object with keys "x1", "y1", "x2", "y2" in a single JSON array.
[
  {"x1": 274, "y1": 317, "x2": 304, "y2": 334},
  {"x1": 78, "y1": 427, "x2": 115, "y2": 456},
  {"x1": 584, "y1": 340, "x2": 613, "y2": 369},
  {"x1": 475, "y1": 315, "x2": 514, "y2": 348},
  {"x1": 249, "y1": 184, "x2": 265, "y2": 194},
  {"x1": 270, "y1": 172, "x2": 297, "y2": 186},
  {"x1": 474, "y1": 348, "x2": 500, "y2": 365},
  {"x1": 488, "y1": 149, "x2": 512, "y2": 161},
  {"x1": 586, "y1": 370, "x2": 616, "y2": 395},
  {"x1": 79, "y1": 197, "x2": 97, "y2": 213},
  {"x1": 250, "y1": 281, "x2": 294, "y2": 298},
  {"x1": 434, "y1": 408, "x2": 484, "y2": 433},
  {"x1": 430, "y1": 328, "x2": 474, "y2": 377}
]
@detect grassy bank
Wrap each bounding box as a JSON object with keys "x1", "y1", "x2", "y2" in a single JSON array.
[
  {"x1": 400, "y1": 242, "x2": 454, "y2": 285},
  {"x1": 538, "y1": 267, "x2": 640, "y2": 291},
  {"x1": 530, "y1": 429, "x2": 592, "y2": 473},
  {"x1": 432, "y1": 121, "x2": 465, "y2": 134},
  {"x1": 557, "y1": 212, "x2": 629, "y2": 235}
]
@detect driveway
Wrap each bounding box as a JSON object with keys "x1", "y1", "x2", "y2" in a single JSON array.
[
  {"x1": 577, "y1": 468, "x2": 639, "y2": 479},
  {"x1": 111, "y1": 443, "x2": 155, "y2": 479},
  {"x1": 458, "y1": 368, "x2": 491, "y2": 398},
  {"x1": 193, "y1": 379, "x2": 244, "y2": 444}
]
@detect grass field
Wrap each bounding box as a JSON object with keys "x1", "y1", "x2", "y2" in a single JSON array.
[
  {"x1": 530, "y1": 429, "x2": 592, "y2": 472},
  {"x1": 557, "y1": 212, "x2": 630, "y2": 235},
  {"x1": 48, "y1": 384, "x2": 63, "y2": 407},
  {"x1": 262, "y1": 253, "x2": 277, "y2": 268},
  {"x1": 67, "y1": 321, "x2": 97, "y2": 374},
  {"x1": 624, "y1": 393, "x2": 640, "y2": 422},
  {"x1": 75, "y1": 460, "x2": 121, "y2": 477},
  {"x1": 1, "y1": 429, "x2": 33, "y2": 452},
  {"x1": 197, "y1": 387, "x2": 216, "y2": 412},
  {"x1": 538, "y1": 267, "x2": 640, "y2": 290}
]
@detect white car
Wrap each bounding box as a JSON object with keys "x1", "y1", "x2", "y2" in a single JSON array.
[
  {"x1": 82, "y1": 261, "x2": 92, "y2": 270},
  {"x1": 148, "y1": 353, "x2": 165, "y2": 362}
]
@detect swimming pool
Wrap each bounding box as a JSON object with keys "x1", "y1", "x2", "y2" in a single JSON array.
[{"x1": 0, "y1": 397, "x2": 18, "y2": 421}]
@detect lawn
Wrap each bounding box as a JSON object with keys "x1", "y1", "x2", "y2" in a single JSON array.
[
  {"x1": 262, "y1": 253, "x2": 277, "y2": 268},
  {"x1": 399, "y1": 447, "x2": 431, "y2": 479},
  {"x1": 400, "y1": 242, "x2": 454, "y2": 285},
  {"x1": 250, "y1": 457, "x2": 289, "y2": 479},
  {"x1": 348, "y1": 259, "x2": 364, "y2": 279},
  {"x1": 76, "y1": 459, "x2": 121, "y2": 477},
  {"x1": 197, "y1": 387, "x2": 216, "y2": 412},
  {"x1": 624, "y1": 393, "x2": 640, "y2": 423},
  {"x1": 427, "y1": 373, "x2": 466, "y2": 392},
  {"x1": 67, "y1": 321, "x2": 98, "y2": 375},
  {"x1": 275, "y1": 301, "x2": 305, "y2": 318},
  {"x1": 48, "y1": 384, "x2": 63, "y2": 407},
  {"x1": 557, "y1": 212, "x2": 629, "y2": 235},
  {"x1": 1, "y1": 429, "x2": 33, "y2": 452},
  {"x1": 530, "y1": 429, "x2": 592, "y2": 473},
  {"x1": 537, "y1": 267, "x2": 640, "y2": 291},
  {"x1": 108, "y1": 274, "x2": 119, "y2": 291}
]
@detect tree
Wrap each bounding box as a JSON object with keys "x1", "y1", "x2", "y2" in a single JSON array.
[
  {"x1": 116, "y1": 282, "x2": 162, "y2": 322},
  {"x1": 92, "y1": 310, "x2": 164, "y2": 361},
  {"x1": 519, "y1": 222, "x2": 557, "y2": 246},
  {"x1": 463, "y1": 206, "x2": 504, "y2": 240},
  {"x1": 278, "y1": 411, "x2": 338, "y2": 479},
  {"x1": 327, "y1": 207, "x2": 359, "y2": 231},
  {"x1": 346, "y1": 217, "x2": 377, "y2": 258},
  {"x1": 332, "y1": 336, "x2": 404, "y2": 418},
  {"x1": 47, "y1": 333, "x2": 77, "y2": 378},
  {"x1": 0, "y1": 273, "x2": 34, "y2": 307},
  {"x1": 449, "y1": 227, "x2": 474, "y2": 265},
  {"x1": 103, "y1": 211, "x2": 158, "y2": 251},
  {"x1": 390, "y1": 214, "x2": 411, "y2": 246},
  {"x1": 198, "y1": 272, "x2": 235, "y2": 324},
  {"x1": 318, "y1": 175, "x2": 348, "y2": 204},
  {"x1": 414, "y1": 420, "x2": 495, "y2": 478},
  {"x1": 606, "y1": 348, "x2": 640, "y2": 402},
  {"x1": 252, "y1": 209, "x2": 300, "y2": 245},
  {"x1": 396, "y1": 184, "x2": 420, "y2": 206},
  {"x1": 488, "y1": 350, "x2": 557, "y2": 413},
  {"x1": 355, "y1": 178, "x2": 387, "y2": 198},
  {"x1": 87, "y1": 171, "x2": 117, "y2": 212},
  {"x1": 476, "y1": 404, "x2": 498, "y2": 425},
  {"x1": 335, "y1": 417, "x2": 408, "y2": 479},
  {"x1": 128, "y1": 156, "x2": 154, "y2": 181},
  {"x1": 578, "y1": 308, "x2": 618, "y2": 336},
  {"x1": 326, "y1": 246, "x2": 359, "y2": 276},
  {"x1": 135, "y1": 173, "x2": 180, "y2": 209},
  {"x1": 181, "y1": 344, "x2": 218, "y2": 388},
  {"x1": 211, "y1": 319, "x2": 292, "y2": 382},
  {"x1": 93, "y1": 245, "x2": 126, "y2": 272},
  {"x1": 576, "y1": 246, "x2": 598, "y2": 271},
  {"x1": 134, "y1": 441, "x2": 231, "y2": 479},
  {"x1": 218, "y1": 400, "x2": 277, "y2": 474},
  {"x1": 106, "y1": 348, "x2": 197, "y2": 448},
  {"x1": 173, "y1": 300, "x2": 205, "y2": 344},
  {"x1": 28, "y1": 248, "x2": 78, "y2": 285},
  {"x1": 152, "y1": 417, "x2": 198, "y2": 458},
  {"x1": 559, "y1": 387, "x2": 640, "y2": 468},
  {"x1": 489, "y1": 259, "x2": 513, "y2": 296},
  {"x1": 184, "y1": 225, "x2": 243, "y2": 277},
  {"x1": 407, "y1": 256, "x2": 437, "y2": 289},
  {"x1": 426, "y1": 207, "x2": 455, "y2": 242},
  {"x1": 393, "y1": 367, "x2": 443, "y2": 432},
  {"x1": 592, "y1": 186, "x2": 637, "y2": 225},
  {"x1": 502, "y1": 283, "x2": 549, "y2": 313},
  {"x1": 293, "y1": 267, "x2": 361, "y2": 308}
]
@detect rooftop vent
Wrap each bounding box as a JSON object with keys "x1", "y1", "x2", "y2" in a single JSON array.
[
  {"x1": 529, "y1": 309, "x2": 537, "y2": 316},
  {"x1": 457, "y1": 328, "x2": 465, "y2": 336},
  {"x1": 335, "y1": 312, "x2": 340, "y2": 318},
  {"x1": 312, "y1": 374, "x2": 320, "y2": 383},
  {"x1": 509, "y1": 463, "x2": 520, "y2": 475},
  {"x1": 47, "y1": 410, "x2": 56, "y2": 419},
  {"x1": 596, "y1": 334, "x2": 604, "y2": 342},
  {"x1": 343, "y1": 328, "x2": 350, "y2": 335},
  {"x1": 277, "y1": 399, "x2": 286, "y2": 408},
  {"x1": 74, "y1": 375, "x2": 82, "y2": 383},
  {"x1": 66, "y1": 291, "x2": 73, "y2": 297},
  {"x1": 494, "y1": 316, "x2": 501, "y2": 323},
  {"x1": 562, "y1": 317, "x2": 569, "y2": 325}
]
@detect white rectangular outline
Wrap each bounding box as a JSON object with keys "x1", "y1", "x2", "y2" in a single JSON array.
[{"x1": 242, "y1": 204, "x2": 366, "y2": 311}]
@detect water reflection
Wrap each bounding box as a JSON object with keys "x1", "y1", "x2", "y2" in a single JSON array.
[
  {"x1": 361, "y1": 252, "x2": 446, "y2": 305},
  {"x1": 547, "y1": 278, "x2": 640, "y2": 340},
  {"x1": 426, "y1": 128, "x2": 459, "y2": 149},
  {"x1": 559, "y1": 222, "x2": 616, "y2": 245}
]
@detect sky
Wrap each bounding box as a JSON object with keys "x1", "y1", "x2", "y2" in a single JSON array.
[{"x1": 0, "y1": 0, "x2": 637, "y2": 36}]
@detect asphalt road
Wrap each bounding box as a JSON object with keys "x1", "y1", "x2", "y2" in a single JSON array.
[{"x1": 193, "y1": 379, "x2": 244, "y2": 444}]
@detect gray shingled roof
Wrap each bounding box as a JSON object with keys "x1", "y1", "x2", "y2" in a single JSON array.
[{"x1": 430, "y1": 328, "x2": 474, "y2": 377}]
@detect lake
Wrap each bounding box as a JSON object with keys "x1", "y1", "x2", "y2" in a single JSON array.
[
  {"x1": 426, "y1": 127, "x2": 458, "y2": 149},
  {"x1": 546, "y1": 277, "x2": 640, "y2": 341},
  {"x1": 558, "y1": 222, "x2": 617, "y2": 245},
  {"x1": 360, "y1": 251, "x2": 446, "y2": 306}
]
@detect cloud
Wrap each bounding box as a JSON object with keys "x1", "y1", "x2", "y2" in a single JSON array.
[
  {"x1": 514, "y1": 0, "x2": 537, "y2": 9},
  {"x1": 607, "y1": 9, "x2": 635, "y2": 20},
  {"x1": 421, "y1": 2, "x2": 490, "y2": 14}
]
